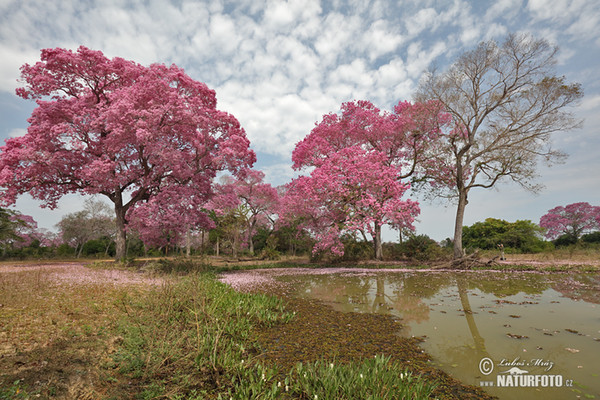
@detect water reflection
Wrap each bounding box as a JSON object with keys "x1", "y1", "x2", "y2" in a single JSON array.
[
  {"x1": 276, "y1": 270, "x2": 600, "y2": 400},
  {"x1": 457, "y1": 278, "x2": 489, "y2": 359}
]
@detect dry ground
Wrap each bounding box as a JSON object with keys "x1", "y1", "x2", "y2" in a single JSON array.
[{"x1": 0, "y1": 262, "x2": 165, "y2": 399}]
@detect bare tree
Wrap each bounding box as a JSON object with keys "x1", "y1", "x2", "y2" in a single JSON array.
[
  {"x1": 57, "y1": 198, "x2": 116, "y2": 257},
  {"x1": 414, "y1": 33, "x2": 583, "y2": 259}
]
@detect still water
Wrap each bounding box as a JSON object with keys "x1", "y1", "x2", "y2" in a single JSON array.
[{"x1": 274, "y1": 270, "x2": 600, "y2": 400}]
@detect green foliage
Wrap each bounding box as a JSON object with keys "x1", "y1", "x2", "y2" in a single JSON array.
[
  {"x1": 0, "y1": 379, "x2": 33, "y2": 399},
  {"x1": 81, "y1": 236, "x2": 115, "y2": 257},
  {"x1": 462, "y1": 218, "x2": 550, "y2": 253},
  {"x1": 341, "y1": 235, "x2": 374, "y2": 261},
  {"x1": 140, "y1": 258, "x2": 213, "y2": 275},
  {"x1": 56, "y1": 243, "x2": 75, "y2": 256},
  {"x1": 288, "y1": 355, "x2": 436, "y2": 400},
  {"x1": 582, "y1": 231, "x2": 600, "y2": 243},
  {"x1": 396, "y1": 234, "x2": 447, "y2": 261},
  {"x1": 226, "y1": 355, "x2": 436, "y2": 400},
  {"x1": 0, "y1": 208, "x2": 24, "y2": 245},
  {"x1": 111, "y1": 272, "x2": 294, "y2": 398},
  {"x1": 553, "y1": 233, "x2": 578, "y2": 247}
]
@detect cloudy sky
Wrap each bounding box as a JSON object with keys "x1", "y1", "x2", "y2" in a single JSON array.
[{"x1": 1, "y1": 0, "x2": 599, "y2": 242}]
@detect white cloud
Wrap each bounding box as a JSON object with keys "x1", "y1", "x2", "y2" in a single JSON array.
[
  {"x1": 405, "y1": 41, "x2": 447, "y2": 78},
  {"x1": 8, "y1": 128, "x2": 26, "y2": 138},
  {"x1": 362, "y1": 20, "x2": 404, "y2": 61},
  {"x1": 258, "y1": 162, "x2": 299, "y2": 186},
  {"x1": 405, "y1": 8, "x2": 438, "y2": 37},
  {"x1": 1, "y1": 0, "x2": 599, "y2": 239},
  {"x1": 527, "y1": 0, "x2": 600, "y2": 44},
  {"x1": 0, "y1": 44, "x2": 39, "y2": 92},
  {"x1": 485, "y1": 0, "x2": 524, "y2": 21}
]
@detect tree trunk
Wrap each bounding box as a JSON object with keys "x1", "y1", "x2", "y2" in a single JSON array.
[
  {"x1": 114, "y1": 200, "x2": 127, "y2": 261},
  {"x1": 453, "y1": 189, "x2": 468, "y2": 259},
  {"x1": 247, "y1": 228, "x2": 254, "y2": 255},
  {"x1": 185, "y1": 226, "x2": 191, "y2": 257},
  {"x1": 373, "y1": 223, "x2": 383, "y2": 260}
]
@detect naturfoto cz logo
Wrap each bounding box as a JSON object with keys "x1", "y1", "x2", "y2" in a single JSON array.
[{"x1": 478, "y1": 357, "x2": 573, "y2": 388}]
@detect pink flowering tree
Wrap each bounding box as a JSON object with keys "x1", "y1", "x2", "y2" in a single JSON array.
[
  {"x1": 0, "y1": 47, "x2": 255, "y2": 260},
  {"x1": 539, "y1": 202, "x2": 600, "y2": 241},
  {"x1": 288, "y1": 100, "x2": 446, "y2": 259},
  {"x1": 293, "y1": 100, "x2": 450, "y2": 177},
  {"x1": 126, "y1": 187, "x2": 215, "y2": 255},
  {"x1": 205, "y1": 179, "x2": 245, "y2": 256},
  {"x1": 204, "y1": 171, "x2": 279, "y2": 256},
  {"x1": 234, "y1": 169, "x2": 279, "y2": 254},
  {"x1": 0, "y1": 209, "x2": 38, "y2": 254},
  {"x1": 286, "y1": 146, "x2": 420, "y2": 259}
]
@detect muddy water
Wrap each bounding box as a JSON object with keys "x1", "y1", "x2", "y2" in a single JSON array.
[{"x1": 274, "y1": 270, "x2": 600, "y2": 400}]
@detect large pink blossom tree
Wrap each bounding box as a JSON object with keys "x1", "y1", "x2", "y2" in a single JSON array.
[
  {"x1": 539, "y1": 202, "x2": 600, "y2": 241},
  {"x1": 284, "y1": 147, "x2": 419, "y2": 258},
  {"x1": 288, "y1": 100, "x2": 446, "y2": 259},
  {"x1": 0, "y1": 46, "x2": 255, "y2": 260}
]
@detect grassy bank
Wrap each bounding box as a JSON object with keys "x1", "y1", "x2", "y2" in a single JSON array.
[{"x1": 1, "y1": 261, "x2": 445, "y2": 399}]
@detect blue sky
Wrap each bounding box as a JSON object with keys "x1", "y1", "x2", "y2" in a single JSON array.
[{"x1": 0, "y1": 0, "x2": 599, "y2": 242}]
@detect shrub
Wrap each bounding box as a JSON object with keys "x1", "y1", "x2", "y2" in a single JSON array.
[
  {"x1": 553, "y1": 233, "x2": 578, "y2": 247},
  {"x1": 582, "y1": 231, "x2": 600, "y2": 243},
  {"x1": 341, "y1": 236, "x2": 374, "y2": 261},
  {"x1": 398, "y1": 234, "x2": 447, "y2": 261}
]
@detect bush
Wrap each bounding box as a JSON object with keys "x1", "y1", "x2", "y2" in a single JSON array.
[
  {"x1": 462, "y1": 218, "x2": 548, "y2": 253},
  {"x1": 582, "y1": 231, "x2": 600, "y2": 243},
  {"x1": 397, "y1": 235, "x2": 447, "y2": 261},
  {"x1": 553, "y1": 233, "x2": 578, "y2": 247},
  {"x1": 140, "y1": 258, "x2": 212, "y2": 275},
  {"x1": 81, "y1": 237, "x2": 115, "y2": 257},
  {"x1": 56, "y1": 243, "x2": 75, "y2": 257},
  {"x1": 341, "y1": 236, "x2": 374, "y2": 261}
]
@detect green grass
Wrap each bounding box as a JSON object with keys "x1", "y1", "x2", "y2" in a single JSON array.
[
  {"x1": 108, "y1": 271, "x2": 439, "y2": 399},
  {"x1": 109, "y1": 272, "x2": 295, "y2": 398}
]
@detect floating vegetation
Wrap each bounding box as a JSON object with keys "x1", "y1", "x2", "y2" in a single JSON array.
[
  {"x1": 506, "y1": 333, "x2": 529, "y2": 339},
  {"x1": 565, "y1": 348, "x2": 580, "y2": 353}
]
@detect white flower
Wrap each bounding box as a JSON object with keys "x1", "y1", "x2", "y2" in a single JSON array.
[
  {"x1": 285, "y1": 385, "x2": 289, "y2": 392},
  {"x1": 360, "y1": 374, "x2": 364, "y2": 379},
  {"x1": 278, "y1": 381, "x2": 281, "y2": 388},
  {"x1": 400, "y1": 373, "x2": 404, "y2": 379},
  {"x1": 330, "y1": 363, "x2": 334, "y2": 369},
  {"x1": 261, "y1": 373, "x2": 265, "y2": 381}
]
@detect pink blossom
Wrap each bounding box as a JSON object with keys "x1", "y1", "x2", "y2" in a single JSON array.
[
  {"x1": 1, "y1": 46, "x2": 255, "y2": 259},
  {"x1": 539, "y1": 202, "x2": 600, "y2": 240}
]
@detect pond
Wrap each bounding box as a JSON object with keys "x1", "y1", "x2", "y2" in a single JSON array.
[{"x1": 244, "y1": 269, "x2": 600, "y2": 400}]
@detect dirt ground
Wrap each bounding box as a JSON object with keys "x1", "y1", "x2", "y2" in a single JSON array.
[{"x1": 0, "y1": 262, "x2": 164, "y2": 399}]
